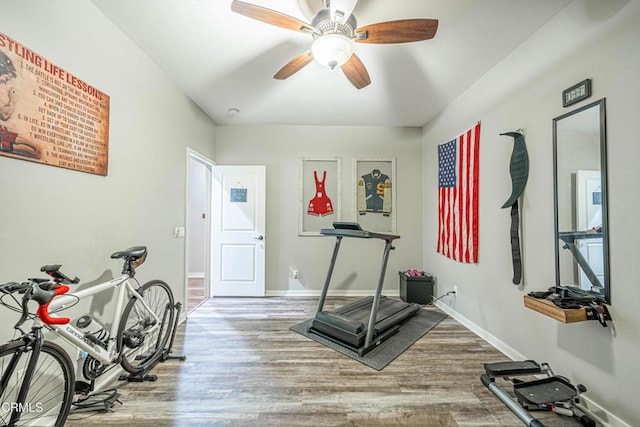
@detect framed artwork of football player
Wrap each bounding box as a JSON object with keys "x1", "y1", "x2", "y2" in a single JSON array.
[
  {"x1": 299, "y1": 157, "x2": 341, "y2": 235},
  {"x1": 354, "y1": 158, "x2": 396, "y2": 233}
]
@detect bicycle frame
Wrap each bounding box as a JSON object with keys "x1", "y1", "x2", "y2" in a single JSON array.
[{"x1": 35, "y1": 274, "x2": 157, "y2": 366}]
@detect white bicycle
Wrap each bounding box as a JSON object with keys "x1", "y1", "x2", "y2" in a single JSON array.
[{"x1": 0, "y1": 246, "x2": 176, "y2": 426}]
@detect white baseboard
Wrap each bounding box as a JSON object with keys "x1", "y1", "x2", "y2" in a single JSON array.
[
  {"x1": 434, "y1": 300, "x2": 527, "y2": 360},
  {"x1": 266, "y1": 289, "x2": 400, "y2": 298},
  {"x1": 434, "y1": 300, "x2": 630, "y2": 427},
  {"x1": 576, "y1": 399, "x2": 631, "y2": 427}
]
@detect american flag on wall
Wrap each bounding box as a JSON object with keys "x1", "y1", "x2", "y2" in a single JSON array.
[{"x1": 437, "y1": 122, "x2": 481, "y2": 263}]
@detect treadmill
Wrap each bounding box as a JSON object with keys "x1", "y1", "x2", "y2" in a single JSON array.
[{"x1": 309, "y1": 222, "x2": 421, "y2": 356}]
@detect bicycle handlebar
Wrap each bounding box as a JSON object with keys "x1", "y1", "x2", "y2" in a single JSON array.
[
  {"x1": 0, "y1": 281, "x2": 30, "y2": 294},
  {"x1": 33, "y1": 284, "x2": 71, "y2": 325},
  {"x1": 1, "y1": 279, "x2": 72, "y2": 328}
]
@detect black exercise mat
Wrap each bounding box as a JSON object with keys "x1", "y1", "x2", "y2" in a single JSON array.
[{"x1": 290, "y1": 308, "x2": 448, "y2": 370}]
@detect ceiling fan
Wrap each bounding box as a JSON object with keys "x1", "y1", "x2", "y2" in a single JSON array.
[{"x1": 231, "y1": 0, "x2": 438, "y2": 89}]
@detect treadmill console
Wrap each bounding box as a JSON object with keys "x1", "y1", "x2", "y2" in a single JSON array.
[
  {"x1": 320, "y1": 222, "x2": 399, "y2": 241},
  {"x1": 333, "y1": 222, "x2": 362, "y2": 231}
]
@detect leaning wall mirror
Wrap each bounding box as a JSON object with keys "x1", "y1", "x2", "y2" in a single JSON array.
[{"x1": 553, "y1": 98, "x2": 609, "y2": 303}]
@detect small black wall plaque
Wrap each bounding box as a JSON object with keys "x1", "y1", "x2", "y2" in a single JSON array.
[{"x1": 562, "y1": 79, "x2": 591, "y2": 107}]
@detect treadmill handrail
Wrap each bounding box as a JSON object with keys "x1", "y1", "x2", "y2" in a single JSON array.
[{"x1": 319, "y1": 228, "x2": 400, "y2": 242}]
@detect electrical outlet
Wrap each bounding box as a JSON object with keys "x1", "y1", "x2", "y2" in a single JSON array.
[
  {"x1": 453, "y1": 285, "x2": 458, "y2": 296},
  {"x1": 173, "y1": 226, "x2": 185, "y2": 238}
]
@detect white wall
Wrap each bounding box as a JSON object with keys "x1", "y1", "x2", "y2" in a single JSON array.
[
  {"x1": 188, "y1": 158, "x2": 208, "y2": 275},
  {"x1": 422, "y1": 1, "x2": 640, "y2": 425},
  {"x1": 215, "y1": 125, "x2": 423, "y2": 296},
  {"x1": 0, "y1": 0, "x2": 216, "y2": 344}
]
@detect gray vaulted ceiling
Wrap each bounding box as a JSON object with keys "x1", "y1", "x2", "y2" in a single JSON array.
[{"x1": 91, "y1": 0, "x2": 572, "y2": 126}]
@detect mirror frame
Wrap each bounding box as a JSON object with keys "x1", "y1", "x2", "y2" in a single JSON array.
[{"x1": 552, "y1": 98, "x2": 610, "y2": 303}]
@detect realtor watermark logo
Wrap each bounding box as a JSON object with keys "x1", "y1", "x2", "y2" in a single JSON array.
[{"x1": 1, "y1": 401, "x2": 44, "y2": 413}]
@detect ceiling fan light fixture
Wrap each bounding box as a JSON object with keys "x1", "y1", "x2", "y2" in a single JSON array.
[{"x1": 311, "y1": 34, "x2": 354, "y2": 69}]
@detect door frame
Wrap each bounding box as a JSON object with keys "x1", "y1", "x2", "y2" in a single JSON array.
[{"x1": 184, "y1": 148, "x2": 214, "y2": 319}]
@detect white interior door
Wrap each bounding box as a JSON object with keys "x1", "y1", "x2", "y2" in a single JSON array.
[
  {"x1": 576, "y1": 170, "x2": 603, "y2": 290},
  {"x1": 211, "y1": 165, "x2": 266, "y2": 296}
]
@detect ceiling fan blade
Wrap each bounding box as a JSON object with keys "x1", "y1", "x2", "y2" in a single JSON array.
[
  {"x1": 355, "y1": 19, "x2": 438, "y2": 44},
  {"x1": 273, "y1": 51, "x2": 314, "y2": 80},
  {"x1": 341, "y1": 53, "x2": 370, "y2": 89},
  {"x1": 330, "y1": 0, "x2": 358, "y2": 24},
  {"x1": 231, "y1": 0, "x2": 316, "y2": 33}
]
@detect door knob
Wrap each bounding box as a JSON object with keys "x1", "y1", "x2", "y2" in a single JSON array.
[{"x1": 254, "y1": 235, "x2": 264, "y2": 240}]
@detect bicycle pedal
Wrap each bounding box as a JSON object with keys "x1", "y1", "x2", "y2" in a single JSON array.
[{"x1": 74, "y1": 380, "x2": 94, "y2": 395}]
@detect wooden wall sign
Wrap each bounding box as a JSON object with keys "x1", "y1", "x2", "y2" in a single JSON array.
[{"x1": 0, "y1": 32, "x2": 110, "y2": 175}]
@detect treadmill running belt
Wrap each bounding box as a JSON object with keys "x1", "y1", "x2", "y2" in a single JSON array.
[
  {"x1": 339, "y1": 298, "x2": 412, "y2": 326},
  {"x1": 312, "y1": 296, "x2": 420, "y2": 349}
]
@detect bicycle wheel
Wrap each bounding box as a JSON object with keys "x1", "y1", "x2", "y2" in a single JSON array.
[
  {"x1": 0, "y1": 339, "x2": 74, "y2": 427},
  {"x1": 118, "y1": 279, "x2": 175, "y2": 374}
]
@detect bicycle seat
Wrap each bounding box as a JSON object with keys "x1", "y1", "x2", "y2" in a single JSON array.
[{"x1": 111, "y1": 246, "x2": 147, "y2": 260}]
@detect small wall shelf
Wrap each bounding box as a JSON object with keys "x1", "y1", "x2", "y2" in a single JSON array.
[{"x1": 523, "y1": 295, "x2": 587, "y2": 323}]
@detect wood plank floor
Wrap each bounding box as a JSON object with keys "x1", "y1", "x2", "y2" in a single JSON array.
[
  {"x1": 187, "y1": 277, "x2": 206, "y2": 313},
  {"x1": 65, "y1": 297, "x2": 589, "y2": 426}
]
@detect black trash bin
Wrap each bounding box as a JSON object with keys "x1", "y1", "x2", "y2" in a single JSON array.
[{"x1": 399, "y1": 271, "x2": 434, "y2": 304}]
